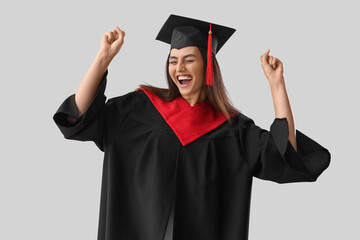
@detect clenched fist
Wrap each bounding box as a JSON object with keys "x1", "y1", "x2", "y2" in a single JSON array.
[
  {"x1": 100, "y1": 26, "x2": 125, "y2": 61},
  {"x1": 260, "y1": 49, "x2": 285, "y2": 87}
]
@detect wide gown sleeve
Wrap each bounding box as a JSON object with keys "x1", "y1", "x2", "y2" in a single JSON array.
[
  {"x1": 53, "y1": 70, "x2": 116, "y2": 152},
  {"x1": 239, "y1": 116, "x2": 331, "y2": 183}
]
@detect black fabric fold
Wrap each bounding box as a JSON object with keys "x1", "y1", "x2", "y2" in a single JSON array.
[
  {"x1": 53, "y1": 70, "x2": 108, "y2": 150},
  {"x1": 240, "y1": 116, "x2": 331, "y2": 184}
]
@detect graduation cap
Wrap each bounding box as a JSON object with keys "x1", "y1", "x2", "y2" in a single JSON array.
[{"x1": 156, "y1": 14, "x2": 236, "y2": 85}]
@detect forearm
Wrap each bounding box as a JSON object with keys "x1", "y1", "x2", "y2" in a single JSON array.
[
  {"x1": 75, "y1": 50, "x2": 112, "y2": 117},
  {"x1": 269, "y1": 80, "x2": 297, "y2": 151}
]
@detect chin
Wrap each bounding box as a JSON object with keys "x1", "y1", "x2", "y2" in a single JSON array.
[{"x1": 178, "y1": 87, "x2": 193, "y2": 96}]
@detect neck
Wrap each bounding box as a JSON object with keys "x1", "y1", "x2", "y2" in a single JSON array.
[{"x1": 182, "y1": 88, "x2": 207, "y2": 107}]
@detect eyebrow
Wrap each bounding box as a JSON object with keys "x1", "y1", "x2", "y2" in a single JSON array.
[{"x1": 169, "y1": 54, "x2": 197, "y2": 60}]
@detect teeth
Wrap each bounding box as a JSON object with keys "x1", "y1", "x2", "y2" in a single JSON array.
[{"x1": 178, "y1": 76, "x2": 192, "y2": 80}]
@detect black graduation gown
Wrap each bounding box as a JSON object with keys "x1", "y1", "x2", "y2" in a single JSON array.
[{"x1": 53, "y1": 70, "x2": 331, "y2": 240}]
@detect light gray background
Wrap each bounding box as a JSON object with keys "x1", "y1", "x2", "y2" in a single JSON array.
[{"x1": 1, "y1": 0, "x2": 358, "y2": 239}]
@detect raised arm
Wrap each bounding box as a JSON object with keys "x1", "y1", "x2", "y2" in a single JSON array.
[
  {"x1": 68, "y1": 27, "x2": 125, "y2": 122},
  {"x1": 260, "y1": 49, "x2": 297, "y2": 151}
]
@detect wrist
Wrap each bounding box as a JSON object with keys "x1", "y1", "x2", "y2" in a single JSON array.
[
  {"x1": 269, "y1": 77, "x2": 286, "y2": 90},
  {"x1": 96, "y1": 49, "x2": 113, "y2": 69}
]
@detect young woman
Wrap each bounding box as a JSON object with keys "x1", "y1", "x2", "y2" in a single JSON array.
[{"x1": 54, "y1": 14, "x2": 330, "y2": 240}]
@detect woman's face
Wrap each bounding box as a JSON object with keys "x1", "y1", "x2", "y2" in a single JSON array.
[{"x1": 168, "y1": 46, "x2": 205, "y2": 101}]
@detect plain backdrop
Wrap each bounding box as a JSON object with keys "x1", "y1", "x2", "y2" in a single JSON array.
[{"x1": 1, "y1": 0, "x2": 358, "y2": 239}]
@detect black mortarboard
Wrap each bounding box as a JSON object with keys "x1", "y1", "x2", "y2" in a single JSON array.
[{"x1": 156, "y1": 14, "x2": 236, "y2": 85}]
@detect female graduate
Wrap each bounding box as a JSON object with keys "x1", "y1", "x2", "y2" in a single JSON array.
[{"x1": 53, "y1": 14, "x2": 331, "y2": 240}]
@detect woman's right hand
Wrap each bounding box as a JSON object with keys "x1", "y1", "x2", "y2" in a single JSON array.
[
  {"x1": 73, "y1": 27, "x2": 125, "y2": 118},
  {"x1": 100, "y1": 26, "x2": 125, "y2": 61}
]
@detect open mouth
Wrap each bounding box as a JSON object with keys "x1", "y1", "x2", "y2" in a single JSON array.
[{"x1": 177, "y1": 75, "x2": 192, "y2": 87}]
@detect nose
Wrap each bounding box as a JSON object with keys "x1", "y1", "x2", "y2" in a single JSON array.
[{"x1": 176, "y1": 61, "x2": 186, "y2": 72}]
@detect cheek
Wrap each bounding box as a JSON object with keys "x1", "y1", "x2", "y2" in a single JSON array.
[
  {"x1": 168, "y1": 67, "x2": 176, "y2": 82},
  {"x1": 194, "y1": 65, "x2": 204, "y2": 83},
  {"x1": 169, "y1": 65, "x2": 175, "y2": 74}
]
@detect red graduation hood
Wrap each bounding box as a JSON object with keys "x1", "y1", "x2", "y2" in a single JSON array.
[{"x1": 137, "y1": 88, "x2": 228, "y2": 146}]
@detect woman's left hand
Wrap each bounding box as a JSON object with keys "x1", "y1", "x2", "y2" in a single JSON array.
[
  {"x1": 260, "y1": 49, "x2": 297, "y2": 150},
  {"x1": 260, "y1": 49, "x2": 285, "y2": 87}
]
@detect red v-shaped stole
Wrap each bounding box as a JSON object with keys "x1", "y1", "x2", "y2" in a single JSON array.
[{"x1": 137, "y1": 88, "x2": 228, "y2": 146}]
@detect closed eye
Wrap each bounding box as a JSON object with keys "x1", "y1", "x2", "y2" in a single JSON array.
[{"x1": 170, "y1": 60, "x2": 194, "y2": 64}]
